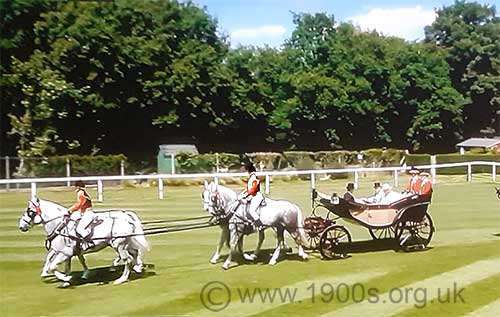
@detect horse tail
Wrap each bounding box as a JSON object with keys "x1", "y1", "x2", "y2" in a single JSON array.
[
  {"x1": 294, "y1": 204, "x2": 309, "y2": 248},
  {"x1": 126, "y1": 210, "x2": 151, "y2": 252}
]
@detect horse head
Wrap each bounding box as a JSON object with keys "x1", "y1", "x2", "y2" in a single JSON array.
[
  {"x1": 18, "y1": 198, "x2": 67, "y2": 233},
  {"x1": 202, "y1": 180, "x2": 224, "y2": 216},
  {"x1": 18, "y1": 198, "x2": 43, "y2": 232}
]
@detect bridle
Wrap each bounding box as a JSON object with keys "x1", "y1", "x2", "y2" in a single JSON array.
[{"x1": 21, "y1": 202, "x2": 66, "y2": 229}]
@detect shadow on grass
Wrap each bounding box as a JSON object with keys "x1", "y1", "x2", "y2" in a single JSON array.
[
  {"x1": 493, "y1": 233, "x2": 500, "y2": 237},
  {"x1": 43, "y1": 264, "x2": 156, "y2": 287}
]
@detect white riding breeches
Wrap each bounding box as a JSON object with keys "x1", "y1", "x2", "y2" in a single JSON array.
[
  {"x1": 76, "y1": 210, "x2": 94, "y2": 239},
  {"x1": 248, "y1": 192, "x2": 264, "y2": 221}
]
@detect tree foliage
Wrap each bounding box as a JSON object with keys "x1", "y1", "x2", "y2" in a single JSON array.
[{"x1": 1, "y1": 0, "x2": 497, "y2": 160}]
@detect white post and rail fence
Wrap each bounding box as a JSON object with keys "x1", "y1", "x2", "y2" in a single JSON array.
[{"x1": 0, "y1": 161, "x2": 497, "y2": 202}]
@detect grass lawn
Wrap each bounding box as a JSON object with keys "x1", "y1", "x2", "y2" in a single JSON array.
[{"x1": 0, "y1": 178, "x2": 499, "y2": 316}]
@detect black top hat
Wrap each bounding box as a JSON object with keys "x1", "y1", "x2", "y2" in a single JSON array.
[
  {"x1": 245, "y1": 162, "x2": 256, "y2": 173},
  {"x1": 373, "y1": 182, "x2": 381, "y2": 188},
  {"x1": 346, "y1": 182, "x2": 355, "y2": 191}
]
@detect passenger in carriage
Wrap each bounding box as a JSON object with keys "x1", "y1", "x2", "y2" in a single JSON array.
[
  {"x1": 364, "y1": 182, "x2": 382, "y2": 203},
  {"x1": 377, "y1": 183, "x2": 404, "y2": 204}
]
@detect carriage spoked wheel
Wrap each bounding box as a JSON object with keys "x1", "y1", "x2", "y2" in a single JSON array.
[
  {"x1": 368, "y1": 226, "x2": 396, "y2": 240},
  {"x1": 305, "y1": 229, "x2": 322, "y2": 250},
  {"x1": 319, "y1": 225, "x2": 352, "y2": 260},
  {"x1": 395, "y1": 213, "x2": 434, "y2": 252}
]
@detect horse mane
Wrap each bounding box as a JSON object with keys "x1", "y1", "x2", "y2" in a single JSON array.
[
  {"x1": 211, "y1": 183, "x2": 237, "y2": 199},
  {"x1": 37, "y1": 198, "x2": 66, "y2": 210}
]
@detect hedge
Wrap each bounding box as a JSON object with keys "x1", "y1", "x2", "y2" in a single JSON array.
[
  {"x1": 406, "y1": 153, "x2": 499, "y2": 174},
  {"x1": 20, "y1": 154, "x2": 127, "y2": 177},
  {"x1": 406, "y1": 154, "x2": 431, "y2": 167},
  {"x1": 436, "y1": 154, "x2": 500, "y2": 174}
]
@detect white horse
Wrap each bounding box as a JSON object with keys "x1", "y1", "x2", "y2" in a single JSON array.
[
  {"x1": 202, "y1": 181, "x2": 265, "y2": 264},
  {"x1": 203, "y1": 181, "x2": 308, "y2": 269},
  {"x1": 18, "y1": 198, "x2": 149, "y2": 285}
]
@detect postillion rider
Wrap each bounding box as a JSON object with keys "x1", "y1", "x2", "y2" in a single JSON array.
[
  {"x1": 67, "y1": 180, "x2": 96, "y2": 250},
  {"x1": 238, "y1": 163, "x2": 264, "y2": 230}
]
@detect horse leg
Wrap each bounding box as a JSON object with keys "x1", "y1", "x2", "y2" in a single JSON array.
[
  {"x1": 129, "y1": 248, "x2": 143, "y2": 273},
  {"x1": 240, "y1": 234, "x2": 255, "y2": 261},
  {"x1": 247, "y1": 230, "x2": 265, "y2": 261},
  {"x1": 114, "y1": 241, "x2": 132, "y2": 285},
  {"x1": 64, "y1": 258, "x2": 71, "y2": 276},
  {"x1": 46, "y1": 251, "x2": 72, "y2": 283},
  {"x1": 222, "y1": 225, "x2": 240, "y2": 270},
  {"x1": 211, "y1": 226, "x2": 228, "y2": 264},
  {"x1": 78, "y1": 254, "x2": 91, "y2": 279},
  {"x1": 269, "y1": 227, "x2": 284, "y2": 265},
  {"x1": 41, "y1": 249, "x2": 56, "y2": 278},
  {"x1": 290, "y1": 225, "x2": 309, "y2": 260}
]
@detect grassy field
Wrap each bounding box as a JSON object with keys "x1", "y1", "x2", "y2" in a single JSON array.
[{"x1": 0, "y1": 177, "x2": 499, "y2": 316}]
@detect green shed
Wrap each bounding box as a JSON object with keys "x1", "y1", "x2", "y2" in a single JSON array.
[{"x1": 157, "y1": 144, "x2": 198, "y2": 174}]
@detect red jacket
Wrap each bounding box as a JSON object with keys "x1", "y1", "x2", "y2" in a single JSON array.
[
  {"x1": 69, "y1": 189, "x2": 92, "y2": 212},
  {"x1": 245, "y1": 172, "x2": 260, "y2": 196}
]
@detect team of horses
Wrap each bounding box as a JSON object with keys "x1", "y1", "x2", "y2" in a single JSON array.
[{"x1": 18, "y1": 181, "x2": 309, "y2": 286}]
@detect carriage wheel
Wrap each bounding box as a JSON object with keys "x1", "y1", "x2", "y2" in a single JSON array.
[
  {"x1": 305, "y1": 230, "x2": 321, "y2": 250},
  {"x1": 319, "y1": 225, "x2": 352, "y2": 260},
  {"x1": 368, "y1": 226, "x2": 396, "y2": 240},
  {"x1": 396, "y1": 213, "x2": 434, "y2": 252}
]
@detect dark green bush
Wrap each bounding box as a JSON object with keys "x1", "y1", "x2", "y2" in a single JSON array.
[{"x1": 23, "y1": 154, "x2": 126, "y2": 177}]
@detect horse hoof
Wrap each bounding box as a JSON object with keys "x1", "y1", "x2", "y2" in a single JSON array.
[
  {"x1": 243, "y1": 253, "x2": 254, "y2": 261},
  {"x1": 268, "y1": 260, "x2": 277, "y2": 266},
  {"x1": 222, "y1": 263, "x2": 230, "y2": 270},
  {"x1": 40, "y1": 272, "x2": 52, "y2": 278},
  {"x1": 113, "y1": 278, "x2": 127, "y2": 285},
  {"x1": 54, "y1": 271, "x2": 72, "y2": 282},
  {"x1": 210, "y1": 259, "x2": 217, "y2": 264},
  {"x1": 133, "y1": 264, "x2": 143, "y2": 274},
  {"x1": 58, "y1": 282, "x2": 71, "y2": 288}
]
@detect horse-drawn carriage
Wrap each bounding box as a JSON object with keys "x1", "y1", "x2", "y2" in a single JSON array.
[{"x1": 304, "y1": 189, "x2": 435, "y2": 259}]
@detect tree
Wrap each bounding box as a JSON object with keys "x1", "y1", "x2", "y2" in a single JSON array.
[{"x1": 425, "y1": 1, "x2": 500, "y2": 137}]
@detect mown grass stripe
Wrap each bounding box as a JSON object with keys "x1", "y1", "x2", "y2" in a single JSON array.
[
  {"x1": 463, "y1": 298, "x2": 500, "y2": 317},
  {"x1": 321, "y1": 257, "x2": 500, "y2": 317},
  {"x1": 188, "y1": 270, "x2": 387, "y2": 317}
]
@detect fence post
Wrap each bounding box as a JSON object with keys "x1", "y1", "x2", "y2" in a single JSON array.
[
  {"x1": 171, "y1": 153, "x2": 175, "y2": 174},
  {"x1": 158, "y1": 178, "x2": 164, "y2": 200},
  {"x1": 265, "y1": 174, "x2": 270, "y2": 195},
  {"x1": 31, "y1": 182, "x2": 37, "y2": 200},
  {"x1": 311, "y1": 173, "x2": 316, "y2": 191},
  {"x1": 216, "y1": 153, "x2": 220, "y2": 173},
  {"x1": 66, "y1": 158, "x2": 71, "y2": 187},
  {"x1": 5, "y1": 156, "x2": 10, "y2": 190},
  {"x1": 354, "y1": 171, "x2": 359, "y2": 189},
  {"x1": 393, "y1": 169, "x2": 399, "y2": 188},
  {"x1": 120, "y1": 160, "x2": 125, "y2": 176},
  {"x1": 493, "y1": 164, "x2": 497, "y2": 182},
  {"x1": 430, "y1": 155, "x2": 437, "y2": 184},
  {"x1": 214, "y1": 176, "x2": 218, "y2": 185},
  {"x1": 467, "y1": 163, "x2": 472, "y2": 182},
  {"x1": 97, "y1": 179, "x2": 103, "y2": 202}
]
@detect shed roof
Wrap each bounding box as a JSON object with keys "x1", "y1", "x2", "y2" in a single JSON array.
[
  {"x1": 158, "y1": 144, "x2": 198, "y2": 154},
  {"x1": 456, "y1": 138, "x2": 500, "y2": 148}
]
